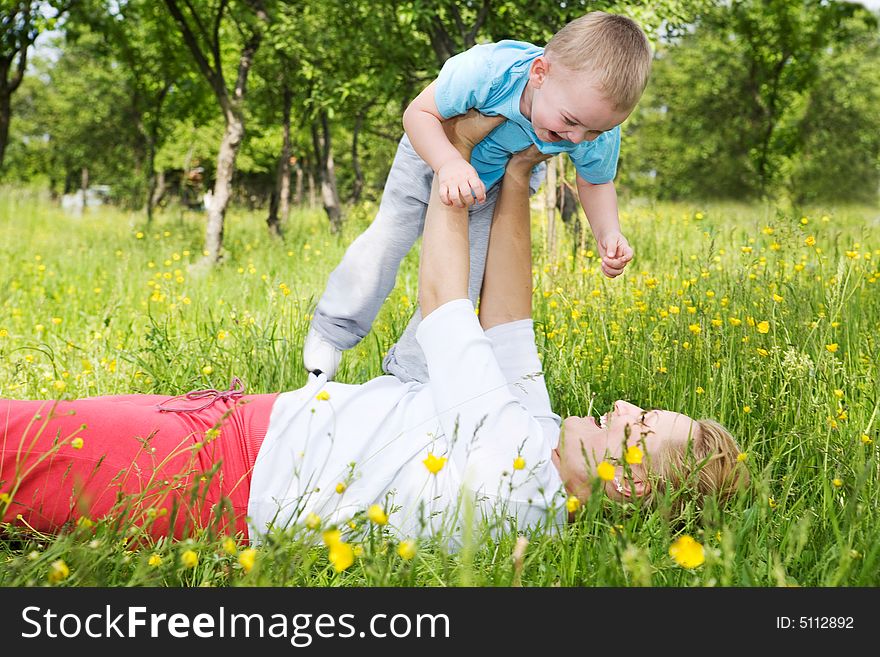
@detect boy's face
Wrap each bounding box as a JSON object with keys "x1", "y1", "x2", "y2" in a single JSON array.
[{"x1": 524, "y1": 55, "x2": 631, "y2": 145}]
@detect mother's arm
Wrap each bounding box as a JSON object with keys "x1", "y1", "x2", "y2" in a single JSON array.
[
  {"x1": 418, "y1": 112, "x2": 505, "y2": 317},
  {"x1": 478, "y1": 146, "x2": 549, "y2": 330}
]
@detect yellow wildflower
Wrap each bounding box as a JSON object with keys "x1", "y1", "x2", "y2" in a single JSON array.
[
  {"x1": 71, "y1": 437, "x2": 84, "y2": 450},
  {"x1": 223, "y1": 537, "x2": 237, "y2": 555},
  {"x1": 238, "y1": 548, "x2": 257, "y2": 573},
  {"x1": 305, "y1": 513, "x2": 321, "y2": 529},
  {"x1": 367, "y1": 504, "x2": 388, "y2": 526},
  {"x1": 756, "y1": 321, "x2": 770, "y2": 334},
  {"x1": 565, "y1": 496, "x2": 581, "y2": 514},
  {"x1": 48, "y1": 559, "x2": 70, "y2": 583},
  {"x1": 512, "y1": 456, "x2": 526, "y2": 471},
  {"x1": 826, "y1": 343, "x2": 838, "y2": 353},
  {"x1": 148, "y1": 554, "x2": 162, "y2": 567},
  {"x1": 669, "y1": 535, "x2": 705, "y2": 569},
  {"x1": 180, "y1": 550, "x2": 198, "y2": 569},
  {"x1": 335, "y1": 482, "x2": 346, "y2": 494},
  {"x1": 323, "y1": 529, "x2": 342, "y2": 547},
  {"x1": 597, "y1": 461, "x2": 615, "y2": 481},
  {"x1": 688, "y1": 324, "x2": 701, "y2": 335},
  {"x1": 737, "y1": 452, "x2": 748, "y2": 462},
  {"x1": 422, "y1": 453, "x2": 447, "y2": 475},
  {"x1": 625, "y1": 445, "x2": 643, "y2": 465},
  {"x1": 329, "y1": 542, "x2": 354, "y2": 572},
  {"x1": 397, "y1": 540, "x2": 417, "y2": 561},
  {"x1": 832, "y1": 478, "x2": 843, "y2": 488}
]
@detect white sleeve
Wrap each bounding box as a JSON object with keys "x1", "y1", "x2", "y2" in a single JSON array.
[
  {"x1": 416, "y1": 299, "x2": 559, "y2": 500},
  {"x1": 483, "y1": 319, "x2": 561, "y2": 435}
]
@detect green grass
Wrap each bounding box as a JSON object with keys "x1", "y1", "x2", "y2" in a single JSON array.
[{"x1": 1, "y1": 187, "x2": 878, "y2": 586}]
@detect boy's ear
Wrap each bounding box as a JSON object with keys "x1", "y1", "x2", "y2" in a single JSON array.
[{"x1": 529, "y1": 56, "x2": 549, "y2": 87}]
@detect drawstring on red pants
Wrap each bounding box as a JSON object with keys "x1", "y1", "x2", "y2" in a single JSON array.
[{"x1": 156, "y1": 377, "x2": 245, "y2": 413}]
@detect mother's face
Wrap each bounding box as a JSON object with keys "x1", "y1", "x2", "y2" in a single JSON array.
[{"x1": 554, "y1": 400, "x2": 696, "y2": 501}]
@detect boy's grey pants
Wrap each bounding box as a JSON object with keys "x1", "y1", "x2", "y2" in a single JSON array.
[{"x1": 311, "y1": 134, "x2": 545, "y2": 383}]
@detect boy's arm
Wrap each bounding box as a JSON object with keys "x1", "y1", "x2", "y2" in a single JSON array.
[
  {"x1": 576, "y1": 174, "x2": 633, "y2": 278},
  {"x1": 403, "y1": 81, "x2": 487, "y2": 208}
]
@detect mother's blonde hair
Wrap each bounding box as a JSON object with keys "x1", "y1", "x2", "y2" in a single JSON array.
[{"x1": 648, "y1": 418, "x2": 749, "y2": 514}]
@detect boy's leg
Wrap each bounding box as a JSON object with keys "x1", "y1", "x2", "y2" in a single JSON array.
[
  {"x1": 308, "y1": 135, "x2": 433, "y2": 366},
  {"x1": 383, "y1": 164, "x2": 546, "y2": 383}
]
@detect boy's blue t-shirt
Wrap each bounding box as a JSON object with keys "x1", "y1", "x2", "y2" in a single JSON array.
[{"x1": 434, "y1": 40, "x2": 620, "y2": 190}]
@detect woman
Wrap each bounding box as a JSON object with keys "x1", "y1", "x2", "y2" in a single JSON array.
[{"x1": 0, "y1": 113, "x2": 747, "y2": 544}]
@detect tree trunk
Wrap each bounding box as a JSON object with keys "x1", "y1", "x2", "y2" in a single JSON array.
[
  {"x1": 204, "y1": 112, "x2": 245, "y2": 263},
  {"x1": 80, "y1": 166, "x2": 90, "y2": 212},
  {"x1": 544, "y1": 155, "x2": 558, "y2": 260},
  {"x1": 350, "y1": 109, "x2": 365, "y2": 203},
  {"x1": 0, "y1": 86, "x2": 10, "y2": 170},
  {"x1": 267, "y1": 84, "x2": 292, "y2": 236},
  {"x1": 307, "y1": 165, "x2": 316, "y2": 208},
  {"x1": 293, "y1": 159, "x2": 303, "y2": 206},
  {"x1": 311, "y1": 110, "x2": 342, "y2": 232},
  {"x1": 148, "y1": 169, "x2": 167, "y2": 223}
]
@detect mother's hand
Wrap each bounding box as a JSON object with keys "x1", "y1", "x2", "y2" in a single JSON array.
[
  {"x1": 506, "y1": 144, "x2": 552, "y2": 180},
  {"x1": 442, "y1": 110, "x2": 506, "y2": 157}
]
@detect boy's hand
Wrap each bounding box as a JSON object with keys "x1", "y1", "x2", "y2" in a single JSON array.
[
  {"x1": 437, "y1": 157, "x2": 485, "y2": 208},
  {"x1": 597, "y1": 231, "x2": 633, "y2": 278}
]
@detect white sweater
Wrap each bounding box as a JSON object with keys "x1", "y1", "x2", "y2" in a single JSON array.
[{"x1": 248, "y1": 299, "x2": 565, "y2": 543}]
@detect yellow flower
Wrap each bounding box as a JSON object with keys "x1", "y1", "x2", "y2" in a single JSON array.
[
  {"x1": 833, "y1": 389, "x2": 844, "y2": 399},
  {"x1": 756, "y1": 321, "x2": 770, "y2": 334},
  {"x1": 669, "y1": 535, "x2": 705, "y2": 569},
  {"x1": 0, "y1": 492, "x2": 11, "y2": 505},
  {"x1": 625, "y1": 445, "x2": 643, "y2": 465},
  {"x1": 737, "y1": 452, "x2": 748, "y2": 462},
  {"x1": 329, "y1": 542, "x2": 354, "y2": 572},
  {"x1": 71, "y1": 437, "x2": 84, "y2": 450},
  {"x1": 512, "y1": 456, "x2": 526, "y2": 471},
  {"x1": 772, "y1": 294, "x2": 784, "y2": 303},
  {"x1": 597, "y1": 461, "x2": 615, "y2": 481},
  {"x1": 743, "y1": 405, "x2": 752, "y2": 414},
  {"x1": 825, "y1": 343, "x2": 838, "y2": 353},
  {"x1": 335, "y1": 482, "x2": 346, "y2": 494},
  {"x1": 860, "y1": 434, "x2": 873, "y2": 445},
  {"x1": 48, "y1": 559, "x2": 70, "y2": 583},
  {"x1": 322, "y1": 529, "x2": 342, "y2": 547},
  {"x1": 729, "y1": 317, "x2": 742, "y2": 327},
  {"x1": 768, "y1": 496, "x2": 777, "y2": 509},
  {"x1": 316, "y1": 390, "x2": 330, "y2": 401},
  {"x1": 202, "y1": 365, "x2": 213, "y2": 376},
  {"x1": 352, "y1": 545, "x2": 364, "y2": 558},
  {"x1": 223, "y1": 537, "x2": 237, "y2": 555},
  {"x1": 53, "y1": 380, "x2": 66, "y2": 392},
  {"x1": 756, "y1": 348, "x2": 769, "y2": 357},
  {"x1": 180, "y1": 550, "x2": 198, "y2": 569},
  {"x1": 805, "y1": 235, "x2": 816, "y2": 246},
  {"x1": 688, "y1": 324, "x2": 701, "y2": 335},
  {"x1": 238, "y1": 548, "x2": 257, "y2": 573},
  {"x1": 397, "y1": 540, "x2": 417, "y2": 561},
  {"x1": 148, "y1": 554, "x2": 162, "y2": 567},
  {"x1": 565, "y1": 496, "x2": 581, "y2": 514},
  {"x1": 422, "y1": 453, "x2": 447, "y2": 475},
  {"x1": 367, "y1": 504, "x2": 388, "y2": 526},
  {"x1": 832, "y1": 478, "x2": 843, "y2": 488},
  {"x1": 305, "y1": 512, "x2": 321, "y2": 529},
  {"x1": 695, "y1": 386, "x2": 705, "y2": 394}
]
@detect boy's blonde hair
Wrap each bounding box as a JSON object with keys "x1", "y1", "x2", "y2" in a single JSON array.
[
  {"x1": 649, "y1": 418, "x2": 749, "y2": 515},
  {"x1": 545, "y1": 11, "x2": 653, "y2": 112}
]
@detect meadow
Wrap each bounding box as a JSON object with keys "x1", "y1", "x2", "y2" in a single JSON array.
[{"x1": 1, "y1": 188, "x2": 878, "y2": 586}]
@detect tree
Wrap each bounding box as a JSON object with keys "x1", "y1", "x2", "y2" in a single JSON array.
[
  {"x1": 624, "y1": 0, "x2": 880, "y2": 202},
  {"x1": 0, "y1": 1, "x2": 69, "y2": 171},
  {"x1": 163, "y1": 0, "x2": 270, "y2": 264}
]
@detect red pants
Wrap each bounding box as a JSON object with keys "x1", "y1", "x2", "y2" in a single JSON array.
[{"x1": 0, "y1": 392, "x2": 277, "y2": 540}]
